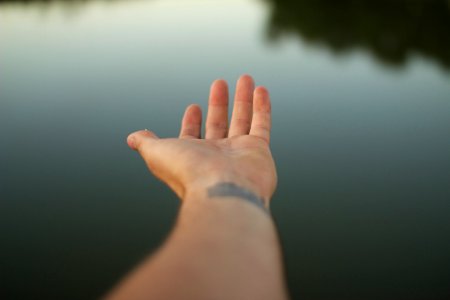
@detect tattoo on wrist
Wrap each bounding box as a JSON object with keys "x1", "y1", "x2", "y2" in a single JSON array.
[{"x1": 207, "y1": 182, "x2": 270, "y2": 214}]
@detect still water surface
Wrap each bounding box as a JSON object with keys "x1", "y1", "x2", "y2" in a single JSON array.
[{"x1": 1, "y1": 0, "x2": 450, "y2": 299}]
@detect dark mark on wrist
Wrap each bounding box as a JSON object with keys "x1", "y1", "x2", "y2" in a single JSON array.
[{"x1": 207, "y1": 182, "x2": 270, "y2": 215}]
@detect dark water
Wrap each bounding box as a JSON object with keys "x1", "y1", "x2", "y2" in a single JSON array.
[{"x1": 1, "y1": 0, "x2": 450, "y2": 299}]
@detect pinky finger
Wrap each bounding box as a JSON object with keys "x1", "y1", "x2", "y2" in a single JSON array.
[{"x1": 249, "y1": 86, "x2": 271, "y2": 144}]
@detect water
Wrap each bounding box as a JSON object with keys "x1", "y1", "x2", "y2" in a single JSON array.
[{"x1": 1, "y1": 0, "x2": 450, "y2": 299}]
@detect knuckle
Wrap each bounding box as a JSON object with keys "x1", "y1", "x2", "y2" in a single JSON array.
[
  {"x1": 233, "y1": 117, "x2": 251, "y2": 128},
  {"x1": 252, "y1": 123, "x2": 270, "y2": 132},
  {"x1": 207, "y1": 121, "x2": 228, "y2": 130}
]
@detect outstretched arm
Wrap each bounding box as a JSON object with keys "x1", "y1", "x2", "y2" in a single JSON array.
[{"x1": 106, "y1": 75, "x2": 289, "y2": 300}]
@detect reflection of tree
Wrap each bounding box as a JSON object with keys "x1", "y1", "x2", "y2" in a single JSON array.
[
  {"x1": 3, "y1": 0, "x2": 449, "y2": 69},
  {"x1": 0, "y1": 0, "x2": 94, "y2": 2},
  {"x1": 0, "y1": 0, "x2": 117, "y2": 5},
  {"x1": 265, "y1": 0, "x2": 450, "y2": 69}
]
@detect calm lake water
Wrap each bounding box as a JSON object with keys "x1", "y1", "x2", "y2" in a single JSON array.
[{"x1": 1, "y1": 0, "x2": 450, "y2": 299}]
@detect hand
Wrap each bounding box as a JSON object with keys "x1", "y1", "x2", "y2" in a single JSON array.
[{"x1": 127, "y1": 75, "x2": 276, "y2": 205}]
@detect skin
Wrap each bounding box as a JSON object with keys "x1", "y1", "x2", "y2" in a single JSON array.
[{"x1": 106, "y1": 75, "x2": 289, "y2": 300}]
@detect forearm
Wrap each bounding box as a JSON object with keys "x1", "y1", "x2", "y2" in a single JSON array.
[{"x1": 107, "y1": 183, "x2": 288, "y2": 300}]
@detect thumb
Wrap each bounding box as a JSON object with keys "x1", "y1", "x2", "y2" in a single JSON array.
[
  {"x1": 127, "y1": 129, "x2": 159, "y2": 151},
  {"x1": 127, "y1": 130, "x2": 183, "y2": 196}
]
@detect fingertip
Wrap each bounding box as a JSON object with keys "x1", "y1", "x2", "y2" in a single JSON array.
[
  {"x1": 180, "y1": 104, "x2": 203, "y2": 138},
  {"x1": 255, "y1": 85, "x2": 269, "y2": 96},
  {"x1": 183, "y1": 104, "x2": 202, "y2": 124},
  {"x1": 127, "y1": 134, "x2": 137, "y2": 150},
  {"x1": 126, "y1": 129, "x2": 157, "y2": 150},
  {"x1": 238, "y1": 74, "x2": 254, "y2": 85},
  {"x1": 211, "y1": 78, "x2": 228, "y2": 88},
  {"x1": 254, "y1": 86, "x2": 271, "y2": 112},
  {"x1": 209, "y1": 79, "x2": 229, "y2": 107},
  {"x1": 187, "y1": 103, "x2": 202, "y2": 115}
]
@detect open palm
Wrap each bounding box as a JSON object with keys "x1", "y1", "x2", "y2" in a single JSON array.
[{"x1": 127, "y1": 75, "x2": 276, "y2": 205}]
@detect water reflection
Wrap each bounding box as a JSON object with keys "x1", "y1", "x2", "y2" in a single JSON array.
[
  {"x1": 2, "y1": 0, "x2": 450, "y2": 70},
  {"x1": 265, "y1": 0, "x2": 450, "y2": 69}
]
